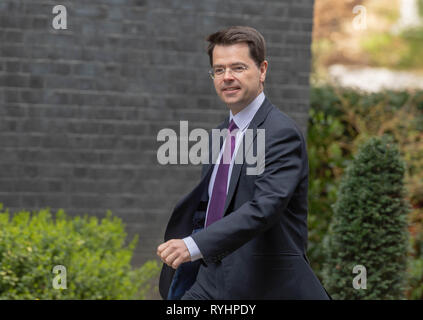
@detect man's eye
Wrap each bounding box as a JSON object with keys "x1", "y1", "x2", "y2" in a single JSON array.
[
  {"x1": 214, "y1": 68, "x2": 225, "y2": 74},
  {"x1": 233, "y1": 66, "x2": 245, "y2": 72}
]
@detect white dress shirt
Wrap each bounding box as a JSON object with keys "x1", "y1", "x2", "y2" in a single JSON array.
[{"x1": 183, "y1": 92, "x2": 265, "y2": 261}]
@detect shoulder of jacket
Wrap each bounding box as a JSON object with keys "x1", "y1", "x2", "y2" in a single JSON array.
[{"x1": 264, "y1": 104, "x2": 304, "y2": 138}]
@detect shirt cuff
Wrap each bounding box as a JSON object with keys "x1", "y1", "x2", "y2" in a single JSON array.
[{"x1": 182, "y1": 236, "x2": 203, "y2": 261}]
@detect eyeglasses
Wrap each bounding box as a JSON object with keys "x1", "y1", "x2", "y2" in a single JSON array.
[{"x1": 208, "y1": 64, "x2": 249, "y2": 80}]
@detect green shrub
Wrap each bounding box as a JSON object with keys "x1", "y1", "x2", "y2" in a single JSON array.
[
  {"x1": 308, "y1": 86, "x2": 423, "y2": 298},
  {"x1": 407, "y1": 232, "x2": 423, "y2": 299},
  {"x1": 0, "y1": 204, "x2": 159, "y2": 299},
  {"x1": 322, "y1": 136, "x2": 410, "y2": 299},
  {"x1": 307, "y1": 108, "x2": 350, "y2": 280}
]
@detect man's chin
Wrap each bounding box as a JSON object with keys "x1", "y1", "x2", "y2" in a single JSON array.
[
  {"x1": 224, "y1": 99, "x2": 240, "y2": 107},
  {"x1": 225, "y1": 101, "x2": 246, "y2": 113},
  {"x1": 221, "y1": 95, "x2": 242, "y2": 105}
]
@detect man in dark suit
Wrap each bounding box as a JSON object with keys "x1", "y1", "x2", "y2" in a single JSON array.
[{"x1": 157, "y1": 26, "x2": 330, "y2": 300}]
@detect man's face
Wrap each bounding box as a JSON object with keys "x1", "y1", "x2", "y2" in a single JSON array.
[{"x1": 211, "y1": 42, "x2": 267, "y2": 114}]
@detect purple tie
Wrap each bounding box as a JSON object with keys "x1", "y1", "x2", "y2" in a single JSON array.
[{"x1": 205, "y1": 119, "x2": 238, "y2": 227}]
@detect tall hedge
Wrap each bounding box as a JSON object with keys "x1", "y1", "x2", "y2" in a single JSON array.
[
  {"x1": 308, "y1": 86, "x2": 423, "y2": 298},
  {"x1": 322, "y1": 136, "x2": 410, "y2": 299},
  {"x1": 0, "y1": 205, "x2": 159, "y2": 299}
]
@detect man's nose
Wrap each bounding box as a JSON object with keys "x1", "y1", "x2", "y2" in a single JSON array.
[{"x1": 223, "y1": 68, "x2": 235, "y2": 80}]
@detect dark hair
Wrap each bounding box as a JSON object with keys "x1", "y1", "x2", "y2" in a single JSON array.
[{"x1": 206, "y1": 26, "x2": 266, "y2": 67}]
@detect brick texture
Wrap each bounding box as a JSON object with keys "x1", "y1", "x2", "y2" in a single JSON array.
[{"x1": 0, "y1": 0, "x2": 315, "y2": 296}]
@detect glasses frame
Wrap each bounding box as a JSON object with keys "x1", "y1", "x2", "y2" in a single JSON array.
[{"x1": 208, "y1": 64, "x2": 249, "y2": 80}]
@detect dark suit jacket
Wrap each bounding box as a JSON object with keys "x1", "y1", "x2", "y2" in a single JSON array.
[{"x1": 159, "y1": 97, "x2": 329, "y2": 299}]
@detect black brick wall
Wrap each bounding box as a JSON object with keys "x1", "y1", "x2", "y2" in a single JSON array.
[{"x1": 0, "y1": 0, "x2": 314, "y2": 289}]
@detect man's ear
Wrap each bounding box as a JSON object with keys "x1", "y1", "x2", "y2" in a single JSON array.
[{"x1": 260, "y1": 60, "x2": 268, "y2": 83}]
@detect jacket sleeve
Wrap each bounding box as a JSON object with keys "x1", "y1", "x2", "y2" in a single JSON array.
[{"x1": 190, "y1": 124, "x2": 306, "y2": 264}]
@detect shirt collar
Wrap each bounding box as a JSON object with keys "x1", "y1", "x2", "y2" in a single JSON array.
[{"x1": 229, "y1": 91, "x2": 265, "y2": 131}]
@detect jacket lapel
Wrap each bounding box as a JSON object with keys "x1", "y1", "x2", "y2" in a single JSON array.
[
  {"x1": 222, "y1": 98, "x2": 273, "y2": 216},
  {"x1": 200, "y1": 97, "x2": 273, "y2": 217}
]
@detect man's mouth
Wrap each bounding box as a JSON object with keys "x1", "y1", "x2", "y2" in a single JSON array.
[{"x1": 222, "y1": 86, "x2": 241, "y2": 93}]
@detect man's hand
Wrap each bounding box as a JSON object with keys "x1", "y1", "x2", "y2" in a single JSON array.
[{"x1": 157, "y1": 239, "x2": 191, "y2": 269}]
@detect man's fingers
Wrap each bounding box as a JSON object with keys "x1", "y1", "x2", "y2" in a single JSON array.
[
  {"x1": 165, "y1": 251, "x2": 178, "y2": 266},
  {"x1": 171, "y1": 250, "x2": 190, "y2": 269},
  {"x1": 171, "y1": 256, "x2": 182, "y2": 269},
  {"x1": 162, "y1": 244, "x2": 182, "y2": 264},
  {"x1": 158, "y1": 241, "x2": 177, "y2": 262},
  {"x1": 159, "y1": 243, "x2": 175, "y2": 260},
  {"x1": 157, "y1": 241, "x2": 169, "y2": 255},
  {"x1": 157, "y1": 239, "x2": 190, "y2": 269}
]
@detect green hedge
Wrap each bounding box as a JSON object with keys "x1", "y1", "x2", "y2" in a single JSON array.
[
  {"x1": 308, "y1": 86, "x2": 423, "y2": 298},
  {"x1": 0, "y1": 204, "x2": 159, "y2": 299},
  {"x1": 322, "y1": 136, "x2": 410, "y2": 299}
]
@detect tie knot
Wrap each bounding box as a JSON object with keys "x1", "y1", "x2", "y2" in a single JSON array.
[{"x1": 228, "y1": 119, "x2": 238, "y2": 133}]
